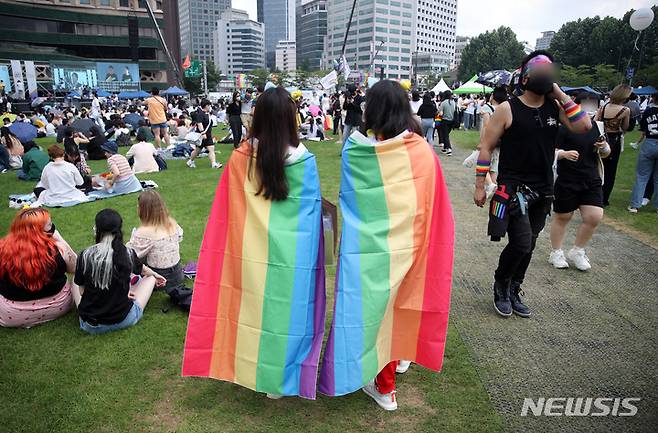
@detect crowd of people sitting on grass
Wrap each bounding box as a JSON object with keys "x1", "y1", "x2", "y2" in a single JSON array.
[{"x1": 0, "y1": 191, "x2": 185, "y2": 333}]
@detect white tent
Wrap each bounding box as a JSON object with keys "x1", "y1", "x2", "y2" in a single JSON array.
[{"x1": 431, "y1": 78, "x2": 450, "y2": 94}]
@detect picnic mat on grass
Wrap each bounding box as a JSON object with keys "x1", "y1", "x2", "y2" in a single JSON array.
[{"x1": 8, "y1": 180, "x2": 158, "y2": 209}]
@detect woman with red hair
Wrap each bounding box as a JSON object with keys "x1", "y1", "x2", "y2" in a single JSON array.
[{"x1": 0, "y1": 208, "x2": 78, "y2": 327}]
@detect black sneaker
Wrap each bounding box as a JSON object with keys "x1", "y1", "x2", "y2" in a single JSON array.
[
  {"x1": 509, "y1": 281, "x2": 531, "y2": 317},
  {"x1": 492, "y1": 280, "x2": 512, "y2": 317}
]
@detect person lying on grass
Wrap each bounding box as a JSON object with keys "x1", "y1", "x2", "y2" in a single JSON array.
[{"x1": 72, "y1": 208, "x2": 166, "y2": 335}]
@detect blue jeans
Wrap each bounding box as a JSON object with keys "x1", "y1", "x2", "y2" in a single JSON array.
[
  {"x1": 421, "y1": 118, "x2": 434, "y2": 146},
  {"x1": 79, "y1": 302, "x2": 143, "y2": 335},
  {"x1": 463, "y1": 112, "x2": 474, "y2": 130},
  {"x1": 16, "y1": 169, "x2": 28, "y2": 180},
  {"x1": 0, "y1": 144, "x2": 9, "y2": 171},
  {"x1": 630, "y1": 138, "x2": 658, "y2": 209},
  {"x1": 342, "y1": 124, "x2": 357, "y2": 147}
]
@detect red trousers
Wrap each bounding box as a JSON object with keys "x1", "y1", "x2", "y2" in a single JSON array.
[{"x1": 375, "y1": 361, "x2": 398, "y2": 394}]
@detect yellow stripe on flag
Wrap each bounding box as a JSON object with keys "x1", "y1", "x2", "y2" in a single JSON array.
[{"x1": 234, "y1": 171, "x2": 272, "y2": 389}]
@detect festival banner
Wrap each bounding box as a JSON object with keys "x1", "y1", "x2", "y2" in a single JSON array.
[
  {"x1": 9, "y1": 60, "x2": 24, "y2": 98},
  {"x1": 24, "y1": 61, "x2": 38, "y2": 100},
  {"x1": 319, "y1": 131, "x2": 454, "y2": 396},
  {"x1": 320, "y1": 70, "x2": 337, "y2": 90},
  {"x1": 182, "y1": 143, "x2": 326, "y2": 399}
]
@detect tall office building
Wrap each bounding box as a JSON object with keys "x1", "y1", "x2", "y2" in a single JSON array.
[
  {"x1": 179, "y1": 0, "x2": 231, "y2": 62},
  {"x1": 452, "y1": 35, "x2": 470, "y2": 69},
  {"x1": 0, "y1": 0, "x2": 180, "y2": 89},
  {"x1": 324, "y1": 0, "x2": 457, "y2": 80},
  {"x1": 214, "y1": 9, "x2": 265, "y2": 75},
  {"x1": 414, "y1": 0, "x2": 457, "y2": 74},
  {"x1": 275, "y1": 40, "x2": 297, "y2": 71},
  {"x1": 297, "y1": 0, "x2": 327, "y2": 70},
  {"x1": 535, "y1": 30, "x2": 555, "y2": 50},
  {"x1": 257, "y1": 0, "x2": 296, "y2": 69}
]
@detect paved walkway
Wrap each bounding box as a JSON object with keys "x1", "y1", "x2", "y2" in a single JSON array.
[{"x1": 441, "y1": 144, "x2": 658, "y2": 433}]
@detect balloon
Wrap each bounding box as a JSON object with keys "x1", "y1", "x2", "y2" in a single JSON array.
[
  {"x1": 399, "y1": 79, "x2": 412, "y2": 91},
  {"x1": 629, "y1": 8, "x2": 654, "y2": 31}
]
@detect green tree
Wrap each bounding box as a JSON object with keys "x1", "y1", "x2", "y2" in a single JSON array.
[
  {"x1": 550, "y1": 5, "x2": 658, "y2": 82},
  {"x1": 550, "y1": 17, "x2": 602, "y2": 66},
  {"x1": 457, "y1": 26, "x2": 525, "y2": 81},
  {"x1": 249, "y1": 68, "x2": 270, "y2": 88},
  {"x1": 205, "y1": 60, "x2": 222, "y2": 91}
]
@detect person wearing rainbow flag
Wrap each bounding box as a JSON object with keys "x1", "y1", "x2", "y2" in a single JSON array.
[
  {"x1": 319, "y1": 80, "x2": 454, "y2": 411},
  {"x1": 182, "y1": 87, "x2": 326, "y2": 400},
  {"x1": 474, "y1": 50, "x2": 592, "y2": 318}
]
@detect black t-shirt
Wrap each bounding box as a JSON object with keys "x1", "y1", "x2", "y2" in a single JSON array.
[
  {"x1": 192, "y1": 109, "x2": 213, "y2": 146},
  {"x1": 344, "y1": 94, "x2": 364, "y2": 126},
  {"x1": 556, "y1": 122, "x2": 603, "y2": 188},
  {"x1": 75, "y1": 248, "x2": 142, "y2": 325},
  {"x1": 417, "y1": 102, "x2": 438, "y2": 119},
  {"x1": 640, "y1": 105, "x2": 658, "y2": 139},
  {"x1": 498, "y1": 96, "x2": 560, "y2": 194},
  {"x1": 0, "y1": 252, "x2": 67, "y2": 301},
  {"x1": 226, "y1": 101, "x2": 241, "y2": 116}
]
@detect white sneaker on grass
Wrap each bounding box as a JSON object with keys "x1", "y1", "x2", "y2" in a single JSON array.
[
  {"x1": 567, "y1": 247, "x2": 591, "y2": 271},
  {"x1": 641, "y1": 198, "x2": 650, "y2": 207},
  {"x1": 548, "y1": 249, "x2": 569, "y2": 269},
  {"x1": 212, "y1": 162, "x2": 223, "y2": 169},
  {"x1": 362, "y1": 381, "x2": 398, "y2": 411},
  {"x1": 627, "y1": 206, "x2": 638, "y2": 213},
  {"x1": 186, "y1": 159, "x2": 196, "y2": 168},
  {"x1": 266, "y1": 393, "x2": 283, "y2": 400},
  {"x1": 396, "y1": 360, "x2": 411, "y2": 374}
]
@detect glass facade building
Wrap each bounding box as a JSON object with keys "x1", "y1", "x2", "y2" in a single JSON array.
[{"x1": 257, "y1": 0, "x2": 296, "y2": 69}]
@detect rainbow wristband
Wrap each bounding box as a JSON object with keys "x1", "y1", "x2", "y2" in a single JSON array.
[
  {"x1": 475, "y1": 159, "x2": 490, "y2": 177},
  {"x1": 562, "y1": 99, "x2": 586, "y2": 123}
]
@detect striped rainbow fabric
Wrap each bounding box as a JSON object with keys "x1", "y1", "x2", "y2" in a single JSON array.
[
  {"x1": 319, "y1": 131, "x2": 454, "y2": 396},
  {"x1": 182, "y1": 142, "x2": 326, "y2": 399}
]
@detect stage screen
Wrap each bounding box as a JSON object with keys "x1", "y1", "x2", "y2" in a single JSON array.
[
  {"x1": 51, "y1": 62, "x2": 98, "y2": 92},
  {"x1": 96, "y1": 62, "x2": 140, "y2": 92},
  {"x1": 0, "y1": 65, "x2": 12, "y2": 93}
]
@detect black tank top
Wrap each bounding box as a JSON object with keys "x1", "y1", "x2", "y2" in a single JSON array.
[{"x1": 498, "y1": 96, "x2": 560, "y2": 194}]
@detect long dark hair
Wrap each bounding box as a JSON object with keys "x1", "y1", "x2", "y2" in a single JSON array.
[
  {"x1": 363, "y1": 80, "x2": 422, "y2": 140},
  {"x1": 82, "y1": 209, "x2": 131, "y2": 290},
  {"x1": 249, "y1": 87, "x2": 299, "y2": 201}
]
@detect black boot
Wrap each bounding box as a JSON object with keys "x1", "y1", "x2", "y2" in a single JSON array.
[
  {"x1": 493, "y1": 279, "x2": 512, "y2": 317},
  {"x1": 510, "y1": 280, "x2": 531, "y2": 317}
]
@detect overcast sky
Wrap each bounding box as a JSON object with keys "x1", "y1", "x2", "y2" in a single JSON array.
[{"x1": 233, "y1": 0, "x2": 655, "y2": 46}]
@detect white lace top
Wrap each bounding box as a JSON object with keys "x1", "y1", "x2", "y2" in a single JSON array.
[{"x1": 127, "y1": 225, "x2": 184, "y2": 269}]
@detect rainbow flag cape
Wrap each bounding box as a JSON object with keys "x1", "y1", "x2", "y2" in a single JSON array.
[
  {"x1": 182, "y1": 142, "x2": 326, "y2": 399},
  {"x1": 319, "y1": 131, "x2": 454, "y2": 396}
]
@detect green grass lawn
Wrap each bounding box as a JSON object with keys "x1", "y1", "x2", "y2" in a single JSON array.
[
  {"x1": 452, "y1": 128, "x2": 657, "y2": 245},
  {"x1": 0, "y1": 130, "x2": 504, "y2": 433}
]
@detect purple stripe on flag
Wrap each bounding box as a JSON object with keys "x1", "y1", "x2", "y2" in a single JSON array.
[{"x1": 298, "y1": 219, "x2": 327, "y2": 399}]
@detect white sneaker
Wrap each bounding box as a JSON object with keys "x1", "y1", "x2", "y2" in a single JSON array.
[
  {"x1": 567, "y1": 247, "x2": 591, "y2": 272},
  {"x1": 362, "y1": 381, "x2": 398, "y2": 411},
  {"x1": 396, "y1": 360, "x2": 411, "y2": 374},
  {"x1": 548, "y1": 249, "x2": 569, "y2": 269},
  {"x1": 629, "y1": 142, "x2": 638, "y2": 149},
  {"x1": 446, "y1": 149, "x2": 452, "y2": 156},
  {"x1": 266, "y1": 393, "x2": 283, "y2": 400},
  {"x1": 627, "y1": 206, "x2": 638, "y2": 213},
  {"x1": 641, "y1": 198, "x2": 650, "y2": 207},
  {"x1": 211, "y1": 162, "x2": 223, "y2": 169},
  {"x1": 186, "y1": 159, "x2": 196, "y2": 168}
]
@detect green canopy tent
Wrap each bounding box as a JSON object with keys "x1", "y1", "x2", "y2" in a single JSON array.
[{"x1": 453, "y1": 75, "x2": 493, "y2": 95}]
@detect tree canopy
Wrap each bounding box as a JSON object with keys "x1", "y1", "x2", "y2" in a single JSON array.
[
  {"x1": 551, "y1": 6, "x2": 658, "y2": 86},
  {"x1": 457, "y1": 26, "x2": 525, "y2": 81}
]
